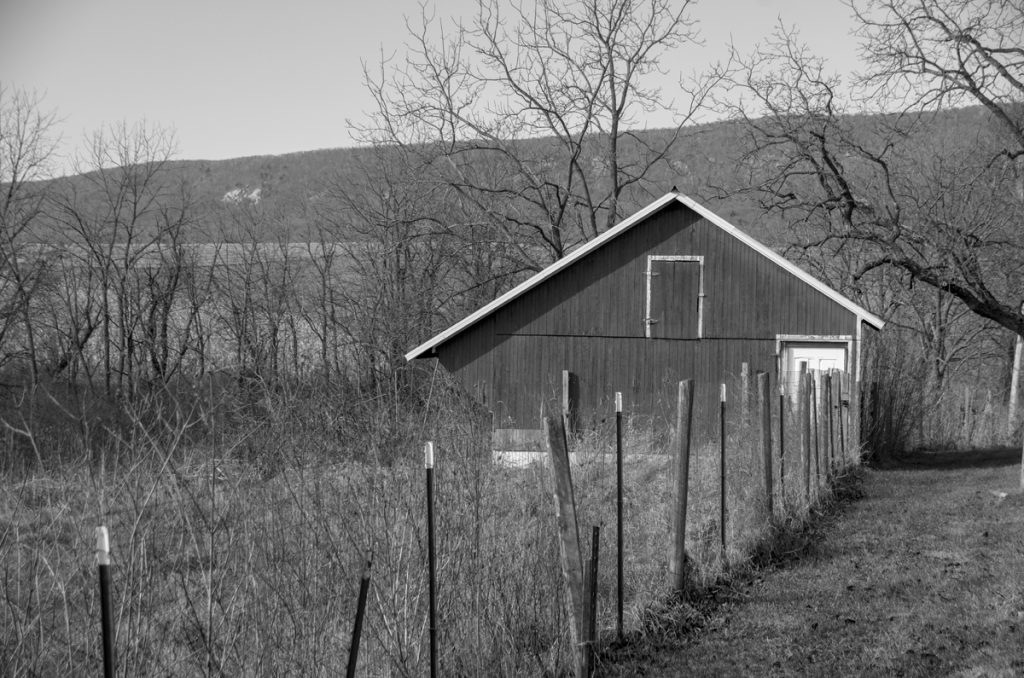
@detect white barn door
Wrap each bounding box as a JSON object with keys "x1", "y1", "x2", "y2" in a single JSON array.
[{"x1": 781, "y1": 341, "x2": 848, "y2": 401}]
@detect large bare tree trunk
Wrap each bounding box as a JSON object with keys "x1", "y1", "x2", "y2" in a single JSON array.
[{"x1": 1009, "y1": 330, "x2": 1022, "y2": 436}]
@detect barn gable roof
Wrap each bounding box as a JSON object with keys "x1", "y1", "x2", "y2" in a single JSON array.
[{"x1": 406, "y1": 192, "x2": 884, "y2": 361}]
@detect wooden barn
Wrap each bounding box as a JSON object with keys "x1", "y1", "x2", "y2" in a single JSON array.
[{"x1": 406, "y1": 191, "x2": 884, "y2": 446}]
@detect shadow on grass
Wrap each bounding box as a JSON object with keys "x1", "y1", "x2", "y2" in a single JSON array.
[
  {"x1": 598, "y1": 471, "x2": 865, "y2": 675},
  {"x1": 877, "y1": 446, "x2": 1021, "y2": 471}
]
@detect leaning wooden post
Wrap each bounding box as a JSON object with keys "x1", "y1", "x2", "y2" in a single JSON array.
[
  {"x1": 424, "y1": 442, "x2": 439, "y2": 678},
  {"x1": 614, "y1": 392, "x2": 624, "y2": 642},
  {"x1": 800, "y1": 363, "x2": 811, "y2": 507},
  {"x1": 97, "y1": 526, "x2": 116, "y2": 678},
  {"x1": 758, "y1": 372, "x2": 773, "y2": 519},
  {"x1": 719, "y1": 383, "x2": 727, "y2": 561},
  {"x1": 545, "y1": 416, "x2": 586, "y2": 677},
  {"x1": 669, "y1": 380, "x2": 694, "y2": 593}
]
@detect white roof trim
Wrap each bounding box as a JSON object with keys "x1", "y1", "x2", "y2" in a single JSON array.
[{"x1": 405, "y1": 192, "x2": 883, "y2": 361}]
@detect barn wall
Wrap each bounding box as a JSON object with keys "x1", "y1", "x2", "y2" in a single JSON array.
[
  {"x1": 495, "y1": 202, "x2": 854, "y2": 339},
  {"x1": 435, "y1": 316, "x2": 496, "y2": 408},
  {"x1": 476, "y1": 335, "x2": 780, "y2": 437},
  {"x1": 434, "y1": 201, "x2": 864, "y2": 431}
]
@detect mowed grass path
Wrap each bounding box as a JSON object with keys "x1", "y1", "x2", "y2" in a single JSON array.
[{"x1": 629, "y1": 449, "x2": 1024, "y2": 677}]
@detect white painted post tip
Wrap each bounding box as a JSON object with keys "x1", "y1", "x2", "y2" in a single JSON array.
[
  {"x1": 96, "y1": 526, "x2": 110, "y2": 566},
  {"x1": 615, "y1": 392, "x2": 622, "y2": 413},
  {"x1": 424, "y1": 441, "x2": 434, "y2": 469},
  {"x1": 720, "y1": 383, "x2": 727, "y2": 402}
]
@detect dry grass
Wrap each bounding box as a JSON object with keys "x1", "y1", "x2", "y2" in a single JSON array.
[{"x1": 0, "y1": 371, "x2": 865, "y2": 676}]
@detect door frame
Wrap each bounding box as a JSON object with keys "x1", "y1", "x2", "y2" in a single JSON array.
[
  {"x1": 644, "y1": 255, "x2": 705, "y2": 339},
  {"x1": 775, "y1": 333, "x2": 854, "y2": 395}
]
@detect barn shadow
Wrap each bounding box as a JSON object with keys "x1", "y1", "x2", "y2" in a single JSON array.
[{"x1": 875, "y1": 446, "x2": 1021, "y2": 471}]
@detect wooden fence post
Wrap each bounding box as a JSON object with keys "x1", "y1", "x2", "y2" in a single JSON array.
[
  {"x1": 867, "y1": 381, "x2": 879, "y2": 456},
  {"x1": 825, "y1": 372, "x2": 834, "y2": 479},
  {"x1": 778, "y1": 388, "x2": 786, "y2": 508},
  {"x1": 669, "y1": 380, "x2": 694, "y2": 593},
  {"x1": 719, "y1": 383, "x2": 727, "y2": 561},
  {"x1": 836, "y1": 372, "x2": 845, "y2": 468},
  {"x1": 812, "y1": 372, "x2": 821, "y2": 497},
  {"x1": 800, "y1": 363, "x2": 811, "y2": 507},
  {"x1": 614, "y1": 392, "x2": 624, "y2": 642},
  {"x1": 545, "y1": 416, "x2": 586, "y2": 678},
  {"x1": 562, "y1": 370, "x2": 579, "y2": 438},
  {"x1": 740, "y1": 362, "x2": 750, "y2": 424},
  {"x1": 758, "y1": 372, "x2": 773, "y2": 519},
  {"x1": 847, "y1": 380, "x2": 855, "y2": 465}
]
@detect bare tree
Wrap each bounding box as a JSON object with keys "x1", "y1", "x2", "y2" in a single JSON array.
[
  {"x1": 0, "y1": 86, "x2": 60, "y2": 380},
  {"x1": 299, "y1": 214, "x2": 346, "y2": 384},
  {"x1": 320, "y1": 145, "x2": 466, "y2": 395},
  {"x1": 720, "y1": 17, "x2": 1024, "y2": 338},
  {"x1": 210, "y1": 201, "x2": 309, "y2": 384},
  {"x1": 53, "y1": 121, "x2": 195, "y2": 394},
  {"x1": 852, "y1": 0, "x2": 1024, "y2": 172},
  {"x1": 356, "y1": 0, "x2": 720, "y2": 272}
]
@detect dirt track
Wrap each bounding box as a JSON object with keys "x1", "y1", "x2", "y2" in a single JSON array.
[{"x1": 617, "y1": 448, "x2": 1024, "y2": 677}]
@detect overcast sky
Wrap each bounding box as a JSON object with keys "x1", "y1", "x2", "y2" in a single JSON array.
[{"x1": 0, "y1": 0, "x2": 863, "y2": 169}]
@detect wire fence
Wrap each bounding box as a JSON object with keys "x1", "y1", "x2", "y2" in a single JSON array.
[{"x1": 4, "y1": 365, "x2": 867, "y2": 677}]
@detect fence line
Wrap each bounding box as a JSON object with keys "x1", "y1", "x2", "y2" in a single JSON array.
[{"x1": 77, "y1": 366, "x2": 864, "y2": 677}]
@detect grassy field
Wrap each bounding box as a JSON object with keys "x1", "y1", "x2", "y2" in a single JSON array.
[
  {"x1": 604, "y1": 447, "x2": 1024, "y2": 676},
  {"x1": 1, "y1": 374, "x2": 847, "y2": 676}
]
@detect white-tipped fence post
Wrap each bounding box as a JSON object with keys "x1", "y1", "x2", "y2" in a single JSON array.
[
  {"x1": 424, "y1": 442, "x2": 438, "y2": 678},
  {"x1": 96, "y1": 526, "x2": 115, "y2": 678}
]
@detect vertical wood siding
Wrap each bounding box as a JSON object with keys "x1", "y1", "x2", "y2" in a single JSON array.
[{"x1": 436, "y1": 202, "x2": 864, "y2": 430}]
